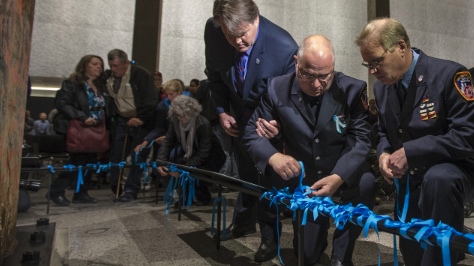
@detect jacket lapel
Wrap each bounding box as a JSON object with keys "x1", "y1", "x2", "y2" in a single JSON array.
[
  {"x1": 290, "y1": 77, "x2": 314, "y2": 126},
  {"x1": 399, "y1": 51, "x2": 428, "y2": 124},
  {"x1": 242, "y1": 17, "x2": 266, "y2": 100},
  {"x1": 314, "y1": 77, "x2": 341, "y2": 136}
]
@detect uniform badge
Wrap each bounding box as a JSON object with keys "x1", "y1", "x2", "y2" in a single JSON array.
[
  {"x1": 361, "y1": 87, "x2": 368, "y2": 109},
  {"x1": 420, "y1": 113, "x2": 428, "y2": 120},
  {"x1": 454, "y1": 71, "x2": 474, "y2": 101},
  {"x1": 420, "y1": 109, "x2": 427, "y2": 113},
  {"x1": 420, "y1": 103, "x2": 426, "y2": 108},
  {"x1": 428, "y1": 111, "x2": 437, "y2": 119},
  {"x1": 418, "y1": 75, "x2": 424, "y2": 82},
  {"x1": 423, "y1": 94, "x2": 429, "y2": 103},
  {"x1": 428, "y1": 107, "x2": 434, "y2": 111}
]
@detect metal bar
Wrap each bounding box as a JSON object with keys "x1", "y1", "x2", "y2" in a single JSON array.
[
  {"x1": 177, "y1": 182, "x2": 182, "y2": 222},
  {"x1": 47, "y1": 173, "x2": 52, "y2": 215},
  {"x1": 297, "y1": 209, "x2": 304, "y2": 266},
  {"x1": 216, "y1": 184, "x2": 222, "y2": 250}
]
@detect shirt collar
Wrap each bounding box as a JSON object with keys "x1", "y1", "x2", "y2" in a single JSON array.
[{"x1": 401, "y1": 49, "x2": 419, "y2": 88}]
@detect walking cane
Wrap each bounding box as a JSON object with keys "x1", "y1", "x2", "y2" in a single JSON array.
[{"x1": 115, "y1": 128, "x2": 129, "y2": 201}]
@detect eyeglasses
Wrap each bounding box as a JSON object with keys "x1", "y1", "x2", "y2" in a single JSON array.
[
  {"x1": 361, "y1": 50, "x2": 386, "y2": 69},
  {"x1": 297, "y1": 66, "x2": 334, "y2": 83}
]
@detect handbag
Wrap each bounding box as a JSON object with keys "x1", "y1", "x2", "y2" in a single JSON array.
[
  {"x1": 66, "y1": 88, "x2": 109, "y2": 153},
  {"x1": 66, "y1": 119, "x2": 109, "y2": 153}
]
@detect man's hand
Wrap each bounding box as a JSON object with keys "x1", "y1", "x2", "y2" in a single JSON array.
[
  {"x1": 84, "y1": 117, "x2": 97, "y2": 126},
  {"x1": 155, "y1": 136, "x2": 166, "y2": 145},
  {"x1": 219, "y1": 112, "x2": 239, "y2": 137},
  {"x1": 379, "y1": 152, "x2": 401, "y2": 185},
  {"x1": 134, "y1": 141, "x2": 148, "y2": 153},
  {"x1": 310, "y1": 174, "x2": 344, "y2": 197},
  {"x1": 127, "y1": 118, "x2": 144, "y2": 127},
  {"x1": 158, "y1": 166, "x2": 169, "y2": 176},
  {"x1": 389, "y1": 148, "x2": 408, "y2": 176},
  {"x1": 268, "y1": 153, "x2": 301, "y2": 180},
  {"x1": 256, "y1": 118, "x2": 280, "y2": 139}
]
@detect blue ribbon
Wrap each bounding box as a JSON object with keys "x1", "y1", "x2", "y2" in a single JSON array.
[
  {"x1": 332, "y1": 115, "x2": 346, "y2": 133},
  {"x1": 46, "y1": 165, "x2": 55, "y2": 173},
  {"x1": 211, "y1": 196, "x2": 227, "y2": 240},
  {"x1": 140, "y1": 163, "x2": 149, "y2": 184}
]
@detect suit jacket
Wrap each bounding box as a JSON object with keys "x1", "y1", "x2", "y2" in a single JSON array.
[
  {"x1": 243, "y1": 72, "x2": 371, "y2": 186},
  {"x1": 204, "y1": 16, "x2": 298, "y2": 130},
  {"x1": 374, "y1": 49, "x2": 474, "y2": 177}
]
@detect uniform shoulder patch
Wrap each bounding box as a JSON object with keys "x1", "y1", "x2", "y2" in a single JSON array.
[
  {"x1": 454, "y1": 71, "x2": 474, "y2": 101},
  {"x1": 361, "y1": 87, "x2": 368, "y2": 109}
]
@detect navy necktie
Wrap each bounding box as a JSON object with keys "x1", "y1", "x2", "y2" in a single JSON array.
[{"x1": 234, "y1": 52, "x2": 247, "y2": 97}]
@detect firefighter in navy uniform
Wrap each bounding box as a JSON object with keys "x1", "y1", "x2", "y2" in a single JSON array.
[{"x1": 356, "y1": 18, "x2": 474, "y2": 266}]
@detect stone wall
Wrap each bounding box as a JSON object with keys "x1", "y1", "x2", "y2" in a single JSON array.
[
  {"x1": 158, "y1": 0, "x2": 368, "y2": 85},
  {"x1": 29, "y1": 0, "x2": 135, "y2": 78},
  {"x1": 392, "y1": 0, "x2": 474, "y2": 69},
  {"x1": 0, "y1": 0, "x2": 36, "y2": 263}
]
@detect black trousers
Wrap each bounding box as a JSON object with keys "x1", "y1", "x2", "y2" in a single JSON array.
[
  {"x1": 289, "y1": 170, "x2": 376, "y2": 265},
  {"x1": 397, "y1": 162, "x2": 474, "y2": 266},
  {"x1": 107, "y1": 116, "x2": 150, "y2": 195},
  {"x1": 230, "y1": 135, "x2": 258, "y2": 231},
  {"x1": 50, "y1": 153, "x2": 97, "y2": 197}
]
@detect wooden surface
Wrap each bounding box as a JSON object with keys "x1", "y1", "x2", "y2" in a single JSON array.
[{"x1": 0, "y1": 0, "x2": 36, "y2": 264}]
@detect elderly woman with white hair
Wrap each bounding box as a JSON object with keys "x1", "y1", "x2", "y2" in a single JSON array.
[{"x1": 157, "y1": 95, "x2": 213, "y2": 205}]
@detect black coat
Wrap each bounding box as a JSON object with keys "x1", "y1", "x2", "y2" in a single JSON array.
[
  {"x1": 157, "y1": 116, "x2": 212, "y2": 167},
  {"x1": 374, "y1": 49, "x2": 474, "y2": 177},
  {"x1": 143, "y1": 100, "x2": 169, "y2": 143},
  {"x1": 205, "y1": 16, "x2": 298, "y2": 129},
  {"x1": 243, "y1": 72, "x2": 371, "y2": 187},
  {"x1": 54, "y1": 78, "x2": 114, "y2": 134}
]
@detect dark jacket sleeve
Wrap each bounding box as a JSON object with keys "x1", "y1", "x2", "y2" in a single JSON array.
[
  {"x1": 185, "y1": 118, "x2": 213, "y2": 167},
  {"x1": 330, "y1": 81, "x2": 372, "y2": 186},
  {"x1": 55, "y1": 79, "x2": 88, "y2": 121},
  {"x1": 243, "y1": 79, "x2": 281, "y2": 173},
  {"x1": 204, "y1": 18, "x2": 231, "y2": 114},
  {"x1": 130, "y1": 65, "x2": 159, "y2": 122},
  {"x1": 157, "y1": 119, "x2": 178, "y2": 162}
]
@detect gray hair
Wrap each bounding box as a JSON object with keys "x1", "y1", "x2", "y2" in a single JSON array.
[
  {"x1": 354, "y1": 18, "x2": 411, "y2": 52},
  {"x1": 213, "y1": 0, "x2": 259, "y2": 34},
  {"x1": 168, "y1": 95, "x2": 202, "y2": 120},
  {"x1": 297, "y1": 35, "x2": 335, "y2": 65},
  {"x1": 107, "y1": 49, "x2": 129, "y2": 64}
]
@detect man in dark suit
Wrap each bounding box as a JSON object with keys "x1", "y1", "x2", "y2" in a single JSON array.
[
  {"x1": 355, "y1": 18, "x2": 474, "y2": 266},
  {"x1": 243, "y1": 35, "x2": 376, "y2": 266},
  {"x1": 204, "y1": 0, "x2": 298, "y2": 262}
]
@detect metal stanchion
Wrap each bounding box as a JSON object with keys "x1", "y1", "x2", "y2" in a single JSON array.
[
  {"x1": 297, "y1": 208, "x2": 304, "y2": 266},
  {"x1": 47, "y1": 173, "x2": 52, "y2": 215},
  {"x1": 216, "y1": 184, "x2": 222, "y2": 249}
]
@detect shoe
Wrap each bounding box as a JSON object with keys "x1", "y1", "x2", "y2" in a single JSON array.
[
  {"x1": 214, "y1": 224, "x2": 257, "y2": 240},
  {"x1": 47, "y1": 194, "x2": 71, "y2": 207},
  {"x1": 254, "y1": 237, "x2": 278, "y2": 262},
  {"x1": 72, "y1": 194, "x2": 98, "y2": 204},
  {"x1": 331, "y1": 253, "x2": 354, "y2": 266},
  {"x1": 119, "y1": 192, "x2": 136, "y2": 202}
]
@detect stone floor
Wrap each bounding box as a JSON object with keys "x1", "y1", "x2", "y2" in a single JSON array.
[{"x1": 16, "y1": 178, "x2": 474, "y2": 266}]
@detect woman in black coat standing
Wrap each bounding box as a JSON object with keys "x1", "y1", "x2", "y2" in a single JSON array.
[{"x1": 48, "y1": 55, "x2": 114, "y2": 206}]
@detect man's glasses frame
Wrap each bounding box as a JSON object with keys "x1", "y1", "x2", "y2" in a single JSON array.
[
  {"x1": 361, "y1": 50, "x2": 387, "y2": 69},
  {"x1": 297, "y1": 65, "x2": 334, "y2": 83}
]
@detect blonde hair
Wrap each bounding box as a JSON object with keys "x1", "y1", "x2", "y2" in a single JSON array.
[{"x1": 163, "y1": 79, "x2": 184, "y2": 94}]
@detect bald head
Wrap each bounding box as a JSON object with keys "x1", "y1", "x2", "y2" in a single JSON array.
[
  {"x1": 297, "y1": 35, "x2": 335, "y2": 65},
  {"x1": 294, "y1": 35, "x2": 336, "y2": 97}
]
